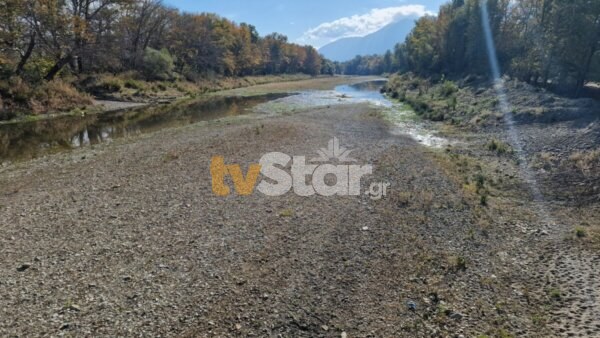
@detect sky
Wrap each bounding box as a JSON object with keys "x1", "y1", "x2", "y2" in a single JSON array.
[{"x1": 163, "y1": 0, "x2": 447, "y2": 48}]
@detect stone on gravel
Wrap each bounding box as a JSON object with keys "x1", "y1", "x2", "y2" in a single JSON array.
[{"x1": 16, "y1": 263, "x2": 31, "y2": 272}]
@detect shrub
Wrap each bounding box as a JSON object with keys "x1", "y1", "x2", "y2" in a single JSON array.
[
  {"x1": 575, "y1": 227, "x2": 587, "y2": 238},
  {"x1": 486, "y1": 139, "x2": 512, "y2": 155},
  {"x1": 124, "y1": 78, "x2": 144, "y2": 90},
  {"x1": 100, "y1": 76, "x2": 123, "y2": 92},
  {"x1": 449, "y1": 95, "x2": 457, "y2": 111},
  {"x1": 569, "y1": 148, "x2": 600, "y2": 172},
  {"x1": 29, "y1": 80, "x2": 93, "y2": 114},
  {"x1": 449, "y1": 255, "x2": 467, "y2": 271},
  {"x1": 475, "y1": 173, "x2": 486, "y2": 191},
  {"x1": 480, "y1": 194, "x2": 488, "y2": 206},
  {"x1": 440, "y1": 80, "x2": 458, "y2": 97},
  {"x1": 1, "y1": 77, "x2": 32, "y2": 103},
  {"x1": 404, "y1": 95, "x2": 431, "y2": 114},
  {"x1": 548, "y1": 288, "x2": 562, "y2": 301},
  {"x1": 142, "y1": 48, "x2": 174, "y2": 81}
]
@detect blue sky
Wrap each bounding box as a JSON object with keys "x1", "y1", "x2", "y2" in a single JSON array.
[{"x1": 163, "y1": 0, "x2": 447, "y2": 48}]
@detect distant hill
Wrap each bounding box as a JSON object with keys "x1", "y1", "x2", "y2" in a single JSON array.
[{"x1": 318, "y1": 17, "x2": 417, "y2": 62}]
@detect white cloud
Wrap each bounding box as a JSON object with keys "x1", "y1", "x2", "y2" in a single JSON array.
[{"x1": 297, "y1": 5, "x2": 432, "y2": 48}]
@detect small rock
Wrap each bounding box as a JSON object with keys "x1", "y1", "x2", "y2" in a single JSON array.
[
  {"x1": 68, "y1": 304, "x2": 81, "y2": 312},
  {"x1": 59, "y1": 323, "x2": 70, "y2": 330},
  {"x1": 235, "y1": 323, "x2": 242, "y2": 330},
  {"x1": 17, "y1": 263, "x2": 31, "y2": 272},
  {"x1": 361, "y1": 226, "x2": 369, "y2": 231},
  {"x1": 449, "y1": 311, "x2": 463, "y2": 320},
  {"x1": 321, "y1": 325, "x2": 329, "y2": 331},
  {"x1": 341, "y1": 332, "x2": 347, "y2": 338},
  {"x1": 406, "y1": 300, "x2": 417, "y2": 311}
]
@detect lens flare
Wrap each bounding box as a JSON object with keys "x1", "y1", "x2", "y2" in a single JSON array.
[{"x1": 479, "y1": 0, "x2": 553, "y2": 226}]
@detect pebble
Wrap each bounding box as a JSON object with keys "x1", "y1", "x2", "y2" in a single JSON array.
[
  {"x1": 16, "y1": 263, "x2": 31, "y2": 272},
  {"x1": 449, "y1": 311, "x2": 463, "y2": 320}
]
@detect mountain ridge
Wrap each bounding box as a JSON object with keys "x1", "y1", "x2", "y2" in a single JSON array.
[{"x1": 318, "y1": 17, "x2": 417, "y2": 62}]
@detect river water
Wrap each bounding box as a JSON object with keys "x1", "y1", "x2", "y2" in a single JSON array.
[
  {"x1": 0, "y1": 80, "x2": 447, "y2": 162},
  {"x1": 257, "y1": 79, "x2": 448, "y2": 148},
  {"x1": 0, "y1": 93, "x2": 287, "y2": 162}
]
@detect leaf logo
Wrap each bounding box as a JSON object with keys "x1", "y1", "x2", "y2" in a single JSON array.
[{"x1": 311, "y1": 137, "x2": 356, "y2": 163}]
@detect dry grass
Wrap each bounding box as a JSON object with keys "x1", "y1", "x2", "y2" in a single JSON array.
[
  {"x1": 486, "y1": 138, "x2": 512, "y2": 155},
  {"x1": 29, "y1": 80, "x2": 93, "y2": 114},
  {"x1": 216, "y1": 76, "x2": 381, "y2": 96},
  {"x1": 85, "y1": 73, "x2": 316, "y2": 102},
  {"x1": 569, "y1": 148, "x2": 600, "y2": 174}
]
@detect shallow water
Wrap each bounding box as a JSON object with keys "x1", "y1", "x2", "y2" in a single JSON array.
[
  {"x1": 257, "y1": 79, "x2": 449, "y2": 148},
  {"x1": 0, "y1": 93, "x2": 288, "y2": 162},
  {"x1": 256, "y1": 79, "x2": 392, "y2": 110}
]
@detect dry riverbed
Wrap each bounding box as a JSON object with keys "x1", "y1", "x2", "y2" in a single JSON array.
[{"x1": 0, "y1": 77, "x2": 598, "y2": 337}]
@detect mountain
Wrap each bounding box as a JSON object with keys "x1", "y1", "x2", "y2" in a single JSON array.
[{"x1": 318, "y1": 17, "x2": 417, "y2": 62}]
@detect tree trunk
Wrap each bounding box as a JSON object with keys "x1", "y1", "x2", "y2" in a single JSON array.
[
  {"x1": 77, "y1": 54, "x2": 84, "y2": 73},
  {"x1": 44, "y1": 54, "x2": 73, "y2": 81},
  {"x1": 15, "y1": 32, "x2": 36, "y2": 76},
  {"x1": 575, "y1": 47, "x2": 597, "y2": 97}
]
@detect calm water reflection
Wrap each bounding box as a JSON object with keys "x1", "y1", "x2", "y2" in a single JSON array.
[{"x1": 0, "y1": 93, "x2": 288, "y2": 162}]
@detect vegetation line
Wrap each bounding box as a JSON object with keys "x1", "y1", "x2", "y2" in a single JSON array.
[
  {"x1": 341, "y1": 0, "x2": 599, "y2": 98},
  {"x1": 0, "y1": 1, "x2": 337, "y2": 120}
]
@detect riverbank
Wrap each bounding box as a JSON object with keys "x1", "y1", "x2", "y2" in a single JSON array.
[
  {"x1": 0, "y1": 74, "x2": 328, "y2": 124},
  {"x1": 385, "y1": 73, "x2": 600, "y2": 204},
  {"x1": 0, "y1": 76, "x2": 379, "y2": 126},
  {"x1": 386, "y1": 73, "x2": 600, "y2": 337},
  {"x1": 0, "y1": 77, "x2": 379, "y2": 162},
  {"x1": 0, "y1": 76, "x2": 598, "y2": 337}
]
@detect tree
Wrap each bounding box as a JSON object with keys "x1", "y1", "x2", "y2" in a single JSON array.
[
  {"x1": 382, "y1": 50, "x2": 393, "y2": 73},
  {"x1": 405, "y1": 16, "x2": 440, "y2": 74},
  {"x1": 119, "y1": 0, "x2": 172, "y2": 69},
  {"x1": 303, "y1": 46, "x2": 321, "y2": 76},
  {"x1": 142, "y1": 47, "x2": 173, "y2": 80}
]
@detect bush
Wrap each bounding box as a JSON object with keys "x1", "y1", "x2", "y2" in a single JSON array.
[
  {"x1": 440, "y1": 80, "x2": 458, "y2": 97},
  {"x1": 486, "y1": 139, "x2": 512, "y2": 155},
  {"x1": 99, "y1": 76, "x2": 123, "y2": 92},
  {"x1": 404, "y1": 95, "x2": 431, "y2": 114},
  {"x1": 142, "y1": 48, "x2": 174, "y2": 81},
  {"x1": 569, "y1": 148, "x2": 600, "y2": 172},
  {"x1": 575, "y1": 227, "x2": 587, "y2": 238},
  {"x1": 29, "y1": 80, "x2": 93, "y2": 114},
  {"x1": 0, "y1": 77, "x2": 31, "y2": 104},
  {"x1": 124, "y1": 78, "x2": 144, "y2": 90}
]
